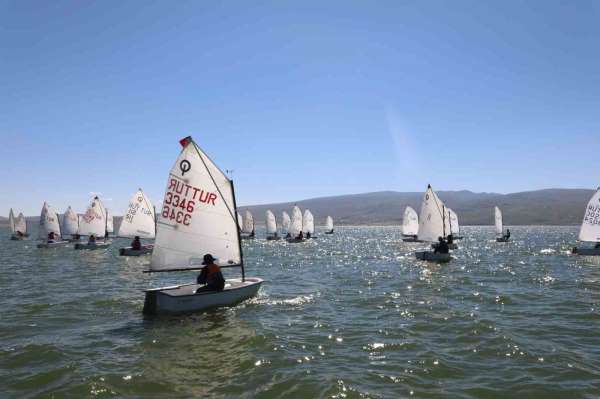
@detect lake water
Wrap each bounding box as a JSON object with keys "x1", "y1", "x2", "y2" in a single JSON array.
[{"x1": 1, "y1": 226, "x2": 599, "y2": 398}]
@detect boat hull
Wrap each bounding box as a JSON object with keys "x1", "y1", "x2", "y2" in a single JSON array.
[
  {"x1": 324, "y1": 230, "x2": 334, "y2": 234},
  {"x1": 286, "y1": 238, "x2": 304, "y2": 243},
  {"x1": 10, "y1": 235, "x2": 26, "y2": 241},
  {"x1": 266, "y1": 235, "x2": 281, "y2": 241},
  {"x1": 119, "y1": 245, "x2": 153, "y2": 256},
  {"x1": 496, "y1": 237, "x2": 510, "y2": 242},
  {"x1": 431, "y1": 243, "x2": 458, "y2": 250},
  {"x1": 402, "y1": 235, "x2": 421, "y2": 242},
  {"x1": 37, "y1": 241, "x2": 70, "y2": 248},
  {"x1": 143, "y1": 278, "x2": 263, "y2": 315},
  {"x1": 573, "y1": 247, "x2": 600, "y2": 256},
  {"x1": 74, "y1": 242, "x2": 111, "y2": 250},
  {"x1": 415, "y1": 251, "x2": 451, "y2": 262}
]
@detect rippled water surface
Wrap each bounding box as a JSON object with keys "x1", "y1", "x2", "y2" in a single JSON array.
[{"x1": 1, "y1": 226, "x2": 600, "y2": 398}]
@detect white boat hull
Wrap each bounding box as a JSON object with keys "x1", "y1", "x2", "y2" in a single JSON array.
[
  {"x1": 74, "y1": 242, "x2": 111, "y2": 250},
  {"x1": 37, "y1": 240, "x2": 70, "y2": 248},
  {"x1": 496, "y1": 237, "x2": 510, "y2": 242},
  {"x1": 431, "y1": 243, "x2": 458, "y2": 250},
  {"x1": 573, "y1": 247, "x2": 600, "y2": 256},
  {"x1": 415, "y1": 251, "x2": 452, "y2": 262},
  {"x1": 143, "y1": 277, "x2": 263, "y2": 315},
  {"x1": 119, "y1": 245, "x2": 153, "y2": 256}
]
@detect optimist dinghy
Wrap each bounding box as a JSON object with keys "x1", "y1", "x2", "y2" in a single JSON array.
[
  {"x1": 448, "y1": 208, "x2": 463, "y2": 240},
  {"x1": 142, "y1": 136, "x2": 263, "y2": 315},
  {"x1": 414, "y1": 185, "x2": 452, "y2": 262},
  {"x1": 303, "y1": 209, "x2": 315, "y2": 239},
  {"x1": 572, "y1": 187, "x2": 600, "y2": 256},
  {"x1": 324, "y1": 216, "x2": 334, "y2": 234},
  {"x1": 37, "y1": 202, "x2": 69, "y2": 248},
  {"x1": 265, "y1": 210, "x2": 280, "y2": 240},
  {"x1": 241, "y1": 210, "x2": 255, "y2": 239},
  {"x1": 9, "y1": 209, "x2": 29, "y2": 240},
  {"x1": 118, "y1": 189, "x2": 156, "y2": 256},
  {"x1": 62, "y1": 206, "x2": 80, "y2": 242},
  {"x1": 286, "y1": 206, "x2": 304, "y2": 243},
  {"x1": 494, "y1": 206, "x2": 510, "y2": 242},
  {"x1": 401, "y1": 206, "x2": 420, "y2": 242},
  {"x1": 282, "y1": 211, "x2": 291, "y2": 238},
  {"x1": 74, "y1": 197, "x2": 111, "y2": 250}
]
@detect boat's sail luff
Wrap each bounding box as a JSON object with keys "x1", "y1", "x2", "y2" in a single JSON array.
[
  {"x1": 78, "y1": 198, "x2": 107, "y2": 237},
  {"x1": 578, "y1": 188, "x2": 600, "y2": 242},
  {"x1": 289, "y1": 206, "x2": 302, "y2": 237},
  {"x1": 495, "y1": 206, "x2": 503, "y2": 235},
  {"x1": 402, "y1": 206, "x2": 419, "y2": 236},
  {"x1": 243, "y1": 210, "x2": 254, "y2": 233},
  {"x1": 282, "y1": 212, "x2": 291, "y2": 233},
  {"x1": 151, "y1": 140, "x2": 241, "y2": 271},
  {"x1": 118, "y1": 190, "x2": 156, "y2": 239},
  {"x1": 62, "y1": 206, "x2": 79, "y2": 236},
  {"x1": 303, "y1": 210, "x2": 314, "y2": 234},
  {"x1": 325, "y1": 216, "x2": 334, "y2": 231},
  {"x1": 8, "y1": 209, "x2": 15, "y2": 233},
  {"x1": 38, "y1": 202, "x2": 62, "y2": 239},
  {"x1": 15, "y1": 213, "x2": 27, "y2": 234},
  {"x1": 266, "y1": 210, "x2": 277, "y2": 234},
  {"x1": 418, "y1": 186, "x2": 446, "y2": 242}
]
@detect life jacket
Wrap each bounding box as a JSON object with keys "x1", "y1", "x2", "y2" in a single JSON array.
[{"x1": 205, "y1": 263, "x2": 225, "y2": 290}]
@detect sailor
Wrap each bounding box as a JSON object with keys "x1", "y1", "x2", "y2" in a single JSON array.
[
  {"x1": 196, "y1": 254, "x2": 225, "y2": 293},
  {"x1": 249, "y1": 229, "x2": 255, "y2": 238},
  {"x1": 285, "y1": 232, "x2": 291, "y2": 239},
  {"x1": 131, "y1": 236, "x2": 142, "y2": 251},
  {"x1": 504, "y1": 229, "x2": 511, "y2": 240},
  {"x1": 47, "y1": 232, "x2": 56, "y2": 243},
  {"x1": 73, "y1": 233, "x2": 81, "y2": 241},
  {"x1": 447, "y1": 234, "x2": 454, "y2": 244},
  {"x1": 88, "y1": 234, "x2": 97, "y2": 244},
  {"x1": 306, "y1": 232, "x2": 311, "y2": 239},
  {"x1": 434, "y1": 237, "x2": 449, "y2": 254},
  {"x1": 16, "y1": 231, "x2": 24, "y2": 238},
  {"x1": 297, "y1": 231, "x2": 304, "y2": 240}
]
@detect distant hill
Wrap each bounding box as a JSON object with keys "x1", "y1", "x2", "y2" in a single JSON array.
[{"x1": 0, "y1": 188, "x2": 594, "y2": 228}]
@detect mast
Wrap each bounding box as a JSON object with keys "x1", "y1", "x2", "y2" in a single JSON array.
[{"x1": 230, "y1": 180, "x2": 245, "y2": 281}]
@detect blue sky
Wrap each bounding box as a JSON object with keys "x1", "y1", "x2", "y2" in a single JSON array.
[{"x1": 1, "y1": 0, "x2": 599, "y2": 215}]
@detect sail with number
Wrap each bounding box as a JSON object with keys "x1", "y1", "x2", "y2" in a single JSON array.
[
  {"x1": 243, "y1": 210, "x2": 254, "y2": 234},
  {"x1": 8, "y1": 209, "x2": 15, "y2": 233},
  {"x1": 325, "y1": 216, "x2": 333, "y2": 231},
  {"x1": 578, "y1": 188, "x2": 600, "y2": 242},
  {"x1": 303, "y1": 210, "x2": 314, "y2": 234},
  {"x1": 266, "y1": 210, "x2": 277, "y2": 235},
  {"x1": 402, "y1": 206, "x2": 419, "y2": 236},
  {"x1": 150, "y1": 136, "x2": 241, "y2": 271},
  {"x1": 118, "y1": 189, "x2": 156, "y2": 239},
  {"x1": 494, "y1": 206, "x2": 503, "y2": 235},
  {"x1": 289, "y1": 206, "x2": 303, "y2": 237},
  {"x1": 106, "y1": 209, "x2": 114, "y2": 234},
  {"x1": 38, "y1": 202, "x2": 61, "y2": 239},
  {"x1": 282, "y1": 212, "x2": 291, "y2": 234},
  {"x1": 448, "y1": 208, "x2": 460, "y2": 235},
  {"x1": 79, "y1": 197, "x2": 107, "y2": 237},
  {"x1": 62, "y1": 206, "x2": 79, "y2": 236},
  {"x1": 418, "y1": 185, "x2": 448, "y2": 242},
  {"x1": 15, "y1": 213, "x2": 27, "y2": 234}
]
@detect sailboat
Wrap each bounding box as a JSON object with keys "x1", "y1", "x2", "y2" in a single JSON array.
[
  {"x1": 445, "y1": 208, "x2": 459, "y2": 249},
  {"x1": 37, "y1": 202, "x2": 69, "y2": 248},
  {"x1": 74, "y1": 196, "x2": 111, "y2": 250},
  {"x1": 241, "y1": 210, "x2": 255, "y2": 239},
  {"x1": 572, "y1": 188, "x2": 600, "y2": 256},
  {"x1": 324, "y1": 215, "x2": 334, "y2": 234},
  {"x1": 286, "y1": 206, "x2": 304, "y2": 243},
  {"x1": 401, "y1": 206, "x2": 419, "y2": 242},
  {"x1": 9, "y1": 209, "x2": 28, "y2": 240},
  {"x1": 303, "y1": 209, "x2": 315, "y2": 239},
  {"x1": 118, "y1": 189, "x2": 156, "y2": 256},
  {"x1": 282, "y1": 211, "x2": 291, "y2": 238},
  {"x1": 495, "y1": 206, "x2": 510, "y2": 242},
  {"x1": 62, "y1": 206, "x2": 80, "y2": 241},
  {"x1": 448, "y1": 208, "x2": 463, "y2": 240},
  {"x1": 265, "y1": 210, "x2": 280, "y2": 240},
  {"x1": 237, "y1": 212, "x2": 243, "y2": 232},
  {"x1": 142, "y1": 136, "x2": 263, "y2": 315},
  {"x1": 414, "y1": 185, "x2": 452, "y2": 262},
  {"x1": 106, "y1": 208, "x2": 114, "y2": 238}
]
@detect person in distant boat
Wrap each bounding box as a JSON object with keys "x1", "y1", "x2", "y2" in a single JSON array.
[
  {"x1": 504, "y1": 229, "x2": 511, "y2": 240},
  {"x1": 447, "y1": 234, "x2": 454, "y2": 244},
  {"x1": 47, "y1": 232, "x2": 56, "y2": 243},
  {"x1": 285, "y1": 232, "x2": 291, "y2": 239},
  {"x1": 88, "y1": 234, "x2": 97, "y2": 244},
  {"x1": 196, "y1": 254, "x2": 225, "y2": 293},
  {"x1": 306, "y1": 232, "x2": 311, "y2": 239},
  {"x1": 131, "y1": 236, "x2": 142, "y2": 250},
  {"x1": 297, "y1": 231, "x2": 304, "y2": 240},
  {"x1": 433, "y1": 237, "x2": 449, "y2": 254},
  {"x1": 73, "y1": 233, "x2": 81, "y2": 240},
  {"x1": 104, "y1": 230, "x2": 109, "y2": 240},
  {"x1": 16, "y1": 231, "x2": 24, "y2": 238}
]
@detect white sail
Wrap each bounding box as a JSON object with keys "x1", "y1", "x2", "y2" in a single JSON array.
[
  {"x1": 118, "y1": 189, "x2": 156, "y2": 239},
  {"x1": 303, "y1": 209, "x2": 314, "y2": 234},
  {"x1": 243, "y1": 210, "x2": 254, "y2": 234},
  {"x1": 448, "y1": 208, "x2": 460, "y2": 235},
  {"x1": 62, "y1": 206, "x2": 79, "y2": 236},
  {"x1": 15, "y1": 213, "x2": 27, "y2": 234},
  {"x1": 265, "y1": 210, "x2": 277, "y2": 235},
  {"x1": 237, "y1": 212, "x2": 243, "y2": 231},
  {"x1": 289, "y1": 206, "x2": 303, "y2": 237},
  {"x1": 494, "y1": 206, "x2": 503, "y2": 235},
  {"x1": 78, "y1": 197, "x2": 107, "y2": 237},
  {"x1": 578, "y1": 188, "x2": 600, "y2": 242},
  {"x1": 38, "y1": 202, "x2": 61, "y2": 239},
  {"x1": 106, "y1": 209, "x2": 114, "y2": 234},
  {"x1": 151, "y1": 137, "x2": 241, "y2": 271},
  {"x1": 325, "y1": 216, "x2": 334, "y2": 231},
  {"x1": 402, "y1": 206, "x2": 418, "y2": 236},
  {"x1": 282, "y1": 211, "x2": 291, "y2": 233},
  {"x1": 8, "y1": 209, "x2": 15, "y2": 233},
  {"x1": 417, "y1": 185, "x2": 447, "y2": 242}
]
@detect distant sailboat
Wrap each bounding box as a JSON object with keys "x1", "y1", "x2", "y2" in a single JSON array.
[
  {"x1": 9, "y1": 208, "x2": 28, "y2": 240},
  {"x1": 447, "y1": 208, "x2": 462, "y2": 240},
  {"x1": 237, "y1": 212, "x2": 243, "y2": 232},
  {"x1": 62, "y1": 206, "x2": 80, "y2": 241},
  {"x1": 325, "y1": 216, "x2": 334, "y2": 234},
  {"x1": 265, "y1": 210, "x2": 280, "y2": 240},
  {"x1": 401, "y1": 206, "x2": 419, "y2": 242},
  {"x1": 106, "y1": 208, "x2": 114, "y2": 238},
  {"x1": 287, "y1": 206, "x2": 304, "y2": 243},
  {"x1": 118, "y1": 189, "x2": 156, "y2": 256},
  {"x1": 37, "y1": 202, "x2": 69, "y2": 248},
  {"x1": 282, "y1": 211, "x2": 291, "y2": 238},
  {"x1": 74, "y1": 196, "x2": 111, "y2": 250},
  {"x1": 495, "y1": 206, "x2": 510, "y2": 242},
  {"x1": 445, "y1": 208, "x2": 459, "y2": 249},
  {"x1": 143, "y1": 136, "x2": 262, "y2": 315},
  {"x1": 414, "y1": 185, "x2": 452, "y2": 262},
  {"x1": 241, "y1": 210, "x2": 255, "y2": 239},
  {"x1": 572, "y1": 188, "x2": 600, "y2": 256},
  {"x1": 303, "y1": 209, "x2": 315, "y2": 239}
]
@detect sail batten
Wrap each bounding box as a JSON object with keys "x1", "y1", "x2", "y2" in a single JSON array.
[{"x1": 578, "y1": 188, "x2": 600, "y2": 242}]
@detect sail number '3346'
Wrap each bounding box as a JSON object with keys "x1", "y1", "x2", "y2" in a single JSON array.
[{"x1": 161, "y1": 177, "x2": 218, "y2": 226}]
